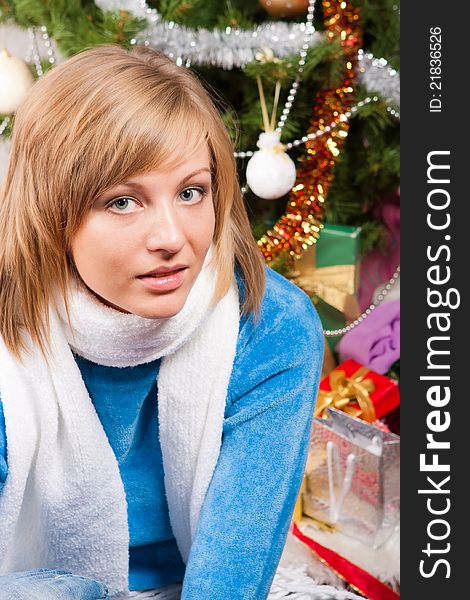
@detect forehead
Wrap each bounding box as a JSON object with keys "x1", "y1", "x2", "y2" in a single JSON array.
[
  {"x1": 156, "y1": 141, "x2": 211, "y2": 174},
  {"x1": 83, "y1": 103, "x2": 217, "y2": 205},
  {"x1": 115, "y1": 144, "x2": 212, "y2": 190}
]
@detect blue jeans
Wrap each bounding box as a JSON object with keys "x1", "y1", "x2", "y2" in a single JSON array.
[{"x1": 0, "y1": 569, "x2": 109, "y2": 599}]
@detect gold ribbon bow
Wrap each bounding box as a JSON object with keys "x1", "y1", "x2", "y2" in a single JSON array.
[
  {"x1": 315, "y1": 366, "x2": 377, "y2": 422},
  {"x1": 287, "y1": 245, "x2": 359, "y2": 318}
]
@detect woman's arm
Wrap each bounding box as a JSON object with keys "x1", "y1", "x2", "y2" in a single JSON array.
[
  {"x1": 181, "y1": 295, "x2": 324, "y2": 600},
  {"x1": 0, "y1": 398, "x2": 7, "y2": 486}
]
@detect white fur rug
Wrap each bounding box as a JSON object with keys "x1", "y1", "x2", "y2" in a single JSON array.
[
  {"x1": 112, "y1": 528, "x2": 380, "y2": 599},
  {"x1": 270, "y1": 531, "x2": 365, "y2": 599},
  {"x1": 274, "y1": 519, "x2": 400, "y2": 599},
  {"x1": 294, "y1": 520, "x2": 400, "y2": 590}
]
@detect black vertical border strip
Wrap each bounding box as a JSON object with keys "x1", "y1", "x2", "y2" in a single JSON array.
[{"x1": 401, "y1": 1, "x2": 467, "y2": 598}]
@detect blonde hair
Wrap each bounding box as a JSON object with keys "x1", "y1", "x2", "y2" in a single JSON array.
[{"x1": 0, "y1": 44, "x2": 266, "y2": 359}]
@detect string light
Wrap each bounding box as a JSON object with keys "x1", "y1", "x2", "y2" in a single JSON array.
[
  {"x1": 324, "y1": 266, "x2": 400, "y2": 336},
  {"x1": 39, "y1": 26, "x2": 57, "y2": 66},
  {"x1": 276, "y1": 0, "x2": 317, "y2": 133},
  {"x1": 0, "y1": 117, "x2": 10, "y2": 136},
  {"x1": 234, "y1": 96, "x2": 400, "y2": 159},
  {"x1": 26, "y1": 27, "x2": 44, "y2": 77},
  {"x1": 25, "y1": 25, "x2": 58, "y2": 76},
  {"x1": 357, "y1": 49, "x2": 400, "y2": 107}
]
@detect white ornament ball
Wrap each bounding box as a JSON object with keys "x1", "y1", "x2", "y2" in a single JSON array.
[
  {"x1": 246, "y1": 131, "x2": 296, "y2": 199},
  {"x1": 0, "y1": 48, "x2": 35, "y2": 114}
]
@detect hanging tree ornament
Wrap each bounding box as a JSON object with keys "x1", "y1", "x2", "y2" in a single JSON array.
[
  {"x1": 0, "y1": 48, "x2": 35, "y2": 115},
  {"x1": 246, "y1": 67, "x2": 296, "y2": 200},
  {"x1": 258, "y1": 0, "x2": 362, "y2": 262},
  {"x1": 259, "y1": 0, "x2": 310, "y2": 18}
]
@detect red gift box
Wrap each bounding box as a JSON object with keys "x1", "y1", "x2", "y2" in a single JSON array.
[{"x1": 315, "y1": 359, "x2": 400, "y2": 422}]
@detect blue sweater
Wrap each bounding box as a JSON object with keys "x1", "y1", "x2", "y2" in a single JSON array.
[{"x1": 0, "y1": 267, "x2": 324, "y2": 599}]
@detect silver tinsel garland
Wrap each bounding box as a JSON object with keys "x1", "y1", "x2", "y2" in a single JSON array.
[
  {"x1": 133, "y1": 22, "x2": 321, "y2": 70},
  {"x1": 357, "y1": 50, "x2": 400, "y2": 107},
  {"x1": 0, "y1": 2, "x2": 400, "y2": 145},
  {"x1": 95, "y1": 0, "x2": 321, "y2": 69},
  {"x1": 94, "y1": 0, "x2": 399, "y2": 101}
]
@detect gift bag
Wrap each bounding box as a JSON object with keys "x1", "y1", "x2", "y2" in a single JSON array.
[{"x1": 303, "y1": 408, "x2": 400, "y2": 549}]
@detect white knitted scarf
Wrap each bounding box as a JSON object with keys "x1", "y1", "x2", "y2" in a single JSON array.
[{"x1": 0, "y1": 244, "x2": 240, "y2": 596}]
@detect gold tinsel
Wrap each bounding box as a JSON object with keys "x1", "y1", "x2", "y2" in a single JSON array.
[{"x1": 257, "y1": 0, "x2": 362, "y2": 263}]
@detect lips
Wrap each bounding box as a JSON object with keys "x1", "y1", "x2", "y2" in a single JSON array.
[
  {"x1": 137, "y1": 266, "x2": 187, "y2": 292},
  {"x1": 137, "y1": 266, "x2": 188, "y2": 278}
]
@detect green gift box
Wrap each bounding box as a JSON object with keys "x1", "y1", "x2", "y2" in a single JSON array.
[
  {"x1": 315, "y1": 224, "x2": 361, "y2": 275},
  {"x1": 291, "y1": 224, "x2": 362, "y2": 351}
]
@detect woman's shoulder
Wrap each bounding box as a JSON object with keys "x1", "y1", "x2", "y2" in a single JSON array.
[
  {"x1": 227, "y1": 265, "x2": 324, "y2": 410},
  {"x1": 235, "y1": 265, "x2": 323, "y2": 357},
  {"x1": 264, "y1": 265, "x2": 316, "y2": 313}
]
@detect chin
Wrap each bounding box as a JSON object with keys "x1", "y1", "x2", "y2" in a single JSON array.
[
  {"x1": 133, "y1": 297, "x2": 187, "y2": 320},
  {"x1": 146, "y1": 307, "x2": 184, "y2": 320}
]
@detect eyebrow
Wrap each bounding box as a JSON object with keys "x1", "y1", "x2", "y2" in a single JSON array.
[
  {"x1": 118, "y1": 168, "x2": 212, "y2": 192},
  {"x1": 180, "y1": 168, "x2": 212, "y2": 185}
]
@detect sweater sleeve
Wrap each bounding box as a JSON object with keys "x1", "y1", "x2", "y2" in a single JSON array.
[
  {"x1": 0, "y1": 398, "x2": 7, "y2": 486},
  {"x1": 180, "y1": 289, "x2": 324, "y2": 600}
]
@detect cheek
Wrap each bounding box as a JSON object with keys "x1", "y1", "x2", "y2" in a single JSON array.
[
  {"x1": 196, "y1": 203, "x2": 216, "y2": 247},
  {"x1": 179, "y1": 205, "x2": 215, "y2": 256},
  {"x1": 71, "y1": 221, "x2": 126, "y2": 280}
]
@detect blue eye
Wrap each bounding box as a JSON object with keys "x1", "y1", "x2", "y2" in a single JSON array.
[
  {"x1": 179, "y1": 187, "x2": 205, "y2": 204},
  {"x1": 108, "y1": 197, "x2": 139, "y2": 213}
]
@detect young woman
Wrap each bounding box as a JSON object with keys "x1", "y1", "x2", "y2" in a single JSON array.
[{"x1": 0, "y1": 45, "x2": 324, "y2": 599}]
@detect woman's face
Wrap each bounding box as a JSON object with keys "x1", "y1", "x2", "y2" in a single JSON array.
[{"x1": 70, "y1": 144, "x2": 215, "y2": 318}]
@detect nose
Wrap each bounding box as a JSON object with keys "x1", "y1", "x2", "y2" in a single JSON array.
[{"x1": 145, "y1": 201, "x2": 186, "y2": 254}]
